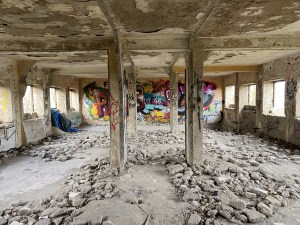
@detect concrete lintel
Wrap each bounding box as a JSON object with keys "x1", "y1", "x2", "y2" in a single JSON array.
[
  {"x1": 123, "y1": 38, "x2": 188, "y2": 52},
  {"x1": 0, "y1": 39, "x2": 113, "y2": 52},
  {"x1": 198, "y1": 36, "x2": 300, "y2": 50},
  {"x1": 173, "y1": 65, "x2": 260, "y2": 73}
]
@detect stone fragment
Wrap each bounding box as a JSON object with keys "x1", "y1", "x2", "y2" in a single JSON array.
[
  {"x1": 0, "y1": 218, "x2": 7, "y2": 225},
  {"x1": 10, "y1": 222, "x2": 24, "y2": 225},
  {"x1": 251, "y1": 188, "x2": 268, "y2": 197},
  {"x1": 257, "y1": 202, "x2": 273, "y2": 217},
  {"x1": 102, "y1": 221, "x2": 115, "y2": 225},
  {"x1": 244, "y1": 209, "x2": 266, "y2": 223},
  {"x1": 214, "y1": 176, "x2": 230, "y2": 185},
  {"x1": 167, "y1": 164, "x2": 184, "y2": 175},
  {"x1": 187, "y1": 213, "x2": 202, "y2": 225},
  {"x1": 265, "y1": 196, "x2": 281, "y2": 207},
  {"x1": 229, "y1": 199, "x2": 247, "y2": 210}
]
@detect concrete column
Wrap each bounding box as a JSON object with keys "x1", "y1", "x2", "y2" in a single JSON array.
[
  {"x1": 10, "y1": 60, "x2": 25, "y2": 147},
  {"x1": 108, "y1": 39, "x2": 127, "y2": 169},
  {"x1": 235, "y1": 73, "x2": 240, "y2": 132},
  {"x1": 285, "y1": 56, "x2": 297, "y2": 142},
  {"x1": 185, "y1": 41, "x2": 204, "y2": 166},
  {"x1": 127, "y1": 68, "x2": 137, "y2": 134},
  {"x1": 256, "y1": 69, "x2": 263, "y2": 131},
  {"x1": 170, "y1": 70, "x2": 178, "y2": 133}
]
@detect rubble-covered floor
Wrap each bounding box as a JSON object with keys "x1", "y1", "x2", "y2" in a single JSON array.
[{"x1": 0, "y1": 125, "x2": 300, "y2": 225}]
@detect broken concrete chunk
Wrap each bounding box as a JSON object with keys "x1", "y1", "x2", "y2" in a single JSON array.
[
  {"x1": 187, "y1": 213, "x2": 202, "y2": 225},
  {"x1": 167, "y1": 164, "x2": 184, "y2": 175},
  {"x1": 229, "y1": 199, "x2": 247, "y2": 210},
  {"x1": 244, "y1": 209, "x2": 266, "y2": 223},
  {"x1": 0, "y1": 218, "x2": 7, "y2": 225},
  {"x1": 257, "y1": 202, "x2": 273, "y2": 217},
  {"x1": 251, "y1": 187, "x2": 268, "y2": 197}
]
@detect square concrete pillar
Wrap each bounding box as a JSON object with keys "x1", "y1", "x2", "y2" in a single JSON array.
[
  {"x1": 285, "y1": 56, "x2": 297, "y2": 142},
  {"x1": 108, "y1": 41, "x2": 127, "y2": 169},
  {"x1": 170, "y1": 70, "x2": 178, "y2": 133},
  {"x1": 185, "y1": 41, "x2": 204, "y2": 166},
  {"x1": 255, "y1": 70, "x2": 263, "y2": 131},
  {"x1": 127, "y1": 69, "x2": 137, "y2": 134}
]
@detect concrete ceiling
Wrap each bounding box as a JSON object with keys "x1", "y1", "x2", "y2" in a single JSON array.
[{"x1": 0, "y1": 0, "x2": 300, "y2": 78}]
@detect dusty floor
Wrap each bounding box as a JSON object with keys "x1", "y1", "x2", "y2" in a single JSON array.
[{"x1": 0, "y1": 125, "x2": 300, "y2": 225}]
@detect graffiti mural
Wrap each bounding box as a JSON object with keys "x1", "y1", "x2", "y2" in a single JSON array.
[
  {"x1": 202, "y1": 81, "x2": 222, "y2": 124},
  {"x1": 137, "y1": 79, "x2": 221, "y2": 125},
  {"x1": 137, "y1": 79, "x2": 174, "y2": 124},
  {"x1": 83, "y1": 82, "x2": 110, "y2": 121},
  {"x1": 82, "y1": 80, "x2": 222, "y2": 125}
]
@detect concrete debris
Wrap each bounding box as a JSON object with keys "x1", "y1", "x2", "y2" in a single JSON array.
[
  {"x1": 22, "y1": 131, "x2": 110, "y2": 162},
  {"x1": 1, "y1": 155, "x2": 117, "y2": 225},
  {"x1": 1, "y1": 129, "x2": 300, "y2": 225}
]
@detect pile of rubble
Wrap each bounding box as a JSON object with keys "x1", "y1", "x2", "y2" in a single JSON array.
[
  {"x1": 0, "y1": 158, "x2": 118, "y2": 225},
  {"x1": 22, "y1": 131, "x2": 110, "y2": 162},
  {"x1": 126, "y1": 129, "x2": 300, "y2": 224},
  {"x1": 0, "y1": 149, "x2": 21, "y2": 166}
]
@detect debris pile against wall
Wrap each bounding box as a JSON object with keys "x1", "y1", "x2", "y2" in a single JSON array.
[
  {"x1": 22, "y1": 131, "x2": 110, "y2": 162},
  {"x1": 0, "y1": 157, "x2": 118, "y2": 225},
  {"x1": 0, "y1": 149, "x2": 21, "y2": 166},
  {"x1": 1, "y1": 129, "x2": 300, "y2": 225},
  {"x1": 127, "y1": 130, "x2": 300, "y2": 224}
]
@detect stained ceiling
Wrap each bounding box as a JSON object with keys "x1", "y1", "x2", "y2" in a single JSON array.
[{"x1": 0, "y1": 0, "x2": 300, "y2": 78}]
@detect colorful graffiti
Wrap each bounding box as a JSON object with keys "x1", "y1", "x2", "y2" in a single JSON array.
[
  {"x1": 202, "y1": 81, "x2": 222, "y2": 124},
  {"x1": 83, "y1": 80, "x2": 222, "y2": 125},
  {"x1": 83, "y1": 82, "x2": 110, "y2": 121},
  {"x1": 137, "y1": 79, "x2": 186, "y2": 124}
]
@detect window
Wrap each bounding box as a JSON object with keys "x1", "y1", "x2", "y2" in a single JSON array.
[
  {"x1": 273, "y1": 81, "x2": 285, "y2": 110},
  {"x1": 23, "y1": 85, "x2": 34, "y2": 114},
  {"x1": 225, "y1": 86, "x2": 235, "y2": 108},
  {"x1": 22, "y1": 85, "x2": 44, "y2": 118},
  {"x1": 69, "y1": 89, "x2": 79, "y2": 111},
  {"x1": 248, "y1": 84, "x2": 256, "y2": 106},
  {"x1": 50, "y1": 88, "x2": 67, "y2": 114},
  {"x1": 263, "y1": 80, "x2": 285, "y2": 116},
  {"x1": 50, "y1": 88, "x2": 57, "y2": 109}
]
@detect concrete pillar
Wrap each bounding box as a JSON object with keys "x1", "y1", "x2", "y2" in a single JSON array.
[
  {"x1": 185, "y1": 41, "x2": 204, "y2": 166},
  {"x1": 235, "y1": 73, "x2": 240, "y2": 132},
  {"x1": 256, "y1": 69, "x2": 263, "y2": 131},
  {"x1": 108, "y1": 39, "x2": 127, "y2": 169},
  {"x1": 10, "y1": 60, "x2": 25, "y2": 147},
  {"x1": 170, "y1": 70, "x2": 178, "y2": 133},
  {"x1": 285, "y1": 57, "x2": 297, "y2": 142},
  {"x1": 127, "y1": 68, "x2": 137, "y2": 134}
]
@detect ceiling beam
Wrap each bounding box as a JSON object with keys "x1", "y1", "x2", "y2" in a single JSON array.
[
  {"x1": 0, "y1": 39, "x2": 113, "y2": 52},
  {"x1": 199, "y1": 36, "x2": 300, "y2": 50},
  {"x1": 173, "y1": 65, "x2": 260, "y2": 73},
  {"x1": 123, "y1": 38, "x2": 188, "y2": 52}
]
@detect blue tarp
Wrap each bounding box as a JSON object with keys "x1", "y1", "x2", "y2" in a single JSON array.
[{"x1": 51, "y1": 109, "x2": 79, "y2": 133}]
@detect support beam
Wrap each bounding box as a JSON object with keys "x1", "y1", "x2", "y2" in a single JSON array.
[
  {"x1": 199, "y1": 36, "x2": 300, "y2": 50},
  {"x1": 173, "y1": 65, "x2": 260, "y2": 74},
  {"x1": 285, "y1": 57, "x2": 297, "y2": 142},
  {"x1": 123, "y1": 37, "x2": 188, "y2": 52},
  {"x1": 169, "y1": 70, "x2": 178, "y2": 133},
  {"x1": 108, "y1": 35, "x2": 127, "y2": 169},
  {"x1": 127, "y1": 68, "x2": 137, "y2": 134},
  {"x1": 255, "y1": 70, "x2": 263, "y2": 131},
  {"x1": 185, "y1": 41, "x2": 204, "y2": 166},
  {"x1": 0, "y1": 39, "x2": 113, "y2": 52}
]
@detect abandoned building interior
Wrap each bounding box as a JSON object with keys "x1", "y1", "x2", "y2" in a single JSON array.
[{"x1": 1, "y1": 0, "x2": 300, "y2": 225}]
